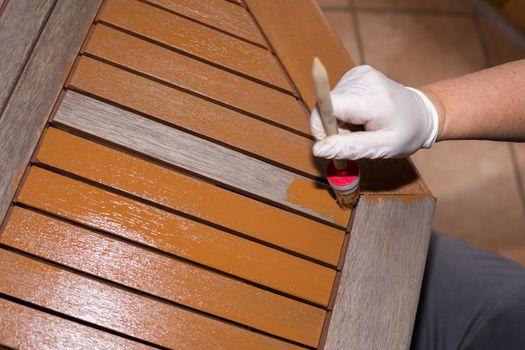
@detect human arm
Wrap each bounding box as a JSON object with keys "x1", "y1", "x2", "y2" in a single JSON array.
[{"x1": 311, "y1": 60, "x2": 525, "y2": 160}]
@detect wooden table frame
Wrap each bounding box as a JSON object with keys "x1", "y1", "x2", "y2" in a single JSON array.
[{"x1": 0, "y1": 1, "x2": 435, "y2": 349}]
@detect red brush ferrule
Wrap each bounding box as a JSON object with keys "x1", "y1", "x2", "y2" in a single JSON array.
[{"x1": 326, "y1": 160, "x2": 360, "y2": 195}]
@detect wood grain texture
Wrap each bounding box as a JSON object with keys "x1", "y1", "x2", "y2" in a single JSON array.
[
  {"x1": 98, "y1": 0, "x2": 291, "y2": 91},
  {"x1": 324, "y1": 195, "x2": 436, "y2": 350},
  {"x1": 54, "y1": 91, "x2": 351, "y2": 227},
  {"x1": 146, "y1": 0, "x2": 266, "y2": 46},
  {"x1": 82, "y1": 25, "x2": 309, "y2": 137},
  {"x1": 70, "y1": 55, "x2": 316, "y2": 177},
  {"x1": 0, "y1": 0, "x2": 54, "y2": 114},
  {"x1": 18, "y1": 166, "x2": 336, "y2": 306},
  {"x1": 0, "y1": 298, "x2": 153, "y2": 350},
  {"x1": 0, "y1": 0, "x2": 101, "y2": 223},
  {"x1": 245, "y1": 0, "x2": 352, "y2": 109},
  {"x1": 2, "y1": 206, "x2": 325, "y2": 347},
  {"x1": 37, "y1": 128, "x2": 343, "y2": 266},
  {"x1": 0, "y1": 249, "x2": 305, "y2": 350}
]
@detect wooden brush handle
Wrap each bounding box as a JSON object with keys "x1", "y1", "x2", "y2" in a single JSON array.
[{"x1": 312, "y1": 57, "x2": 347, "y2": 171}]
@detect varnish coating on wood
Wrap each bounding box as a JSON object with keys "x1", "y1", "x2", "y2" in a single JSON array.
[
  {"x1": 83, "y1": 25, "x2": 309, "y2": 137},
  {"x1": 54, "y1": 91, "x2": 352, "y2": 227},
  {"x1": 98, "y1": 0, "x2": 291, "y2": 91},
  {"x1": 0, "y1": 0, "x2": 54, "y2": 114},
  {"x1": 1, "y1": 207, "x2": 325, "y2": 346},
  {"x1": 37, "y1": 128, "x2": 344, "y2": 266},
  {"x1": 70, "y1": 53, "x2": 316, "y2": 175},
  {"x1": 324, "y1": 196, "x2": 435, "y2": 350},
  {"x1": 0, "y1": 249, "x2": 306, "y2": 350},
  {"x1": 81, "y1": 23, "x2": 307, "y2": 136},
  {"x1": 0, "y1": 299, "x2": 153, "y2": 350},
  {"x1": 146, "y1": 0, "x2": 267, "y2": 46},
  {"x1": 0, "y1": 0, "x2": 101, "y2": 223},
  {"x1": 18, "y1": 166, "x2": 336, "y2": 306},
  {"x1": 246, "y1": 0, "x2": 353, "y2": 109}
]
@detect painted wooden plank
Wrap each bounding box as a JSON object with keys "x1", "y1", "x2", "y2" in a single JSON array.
[
  {"x1": 54, "y1": 91, "x2": 352, "y2": 228},
  {"x1": 0, "y1": 298, "x2": 153, "y2": 350},
  {"x1": 70, "y1": 54, "x2": 316, "y2": 177},
  {"x1": 0, "y1": 249, "x2": 306, "y2": 350},
  {"x1": 0, "y1": 0, "x2": 55, "y2": 115},
  {"x1": 82, "y1": 25, "x2": 310, "y2": 138},
  {"x1": 246, "y1": 0, "x2": 352, "y2": 109},
  {"x1": 0, "y1": 0, "x2": 101, "y2": 223},
  {"x1": 98, "y1": 0, "x2": 291, "y2": 92},
  {"x1": 18, "y1": 166, "x2": 336, "y2": 306},
  {"x1": 2, "y1": 207, "x2": 325, "y2": 347},
  {"x1": 324, "y1": 195, "x2": 436, "y2": 350},
  {"x1": 146, "y1": 0, "x2": 266, "y2": 47},
  {"x1": 37, "y1": 128, "x2": 343, "y2": 266}
]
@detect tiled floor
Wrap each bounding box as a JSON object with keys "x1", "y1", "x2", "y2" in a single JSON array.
[{"x1": 317, "y1": 0, "x2": 525, "y2": 264}]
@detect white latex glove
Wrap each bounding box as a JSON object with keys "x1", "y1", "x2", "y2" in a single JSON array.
[{"x1": 310, "y1": 65, "x2": 439, "y2": 160}]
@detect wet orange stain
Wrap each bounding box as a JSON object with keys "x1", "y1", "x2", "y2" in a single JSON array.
[
  {"x1": 99, "y1": 0, "x2": 291, "y2": 91},
  {"x1": 0, "y1": 249, "x2": 304, "y2": 350},
  {"x1": 286, "y1": 177, "x2": 352, "y2": 228},
  {"x1": 2, "y1": 207, "x2": 325, "y2": 346},
  {"x1": 37, "y1": 128, "x2": 344, "y2": 266},
  {"x1": 18, "y1": 165, "x2": 336, "y2": 306}
]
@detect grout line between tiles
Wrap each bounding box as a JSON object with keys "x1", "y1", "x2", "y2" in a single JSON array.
[
  {"x1": 347, "y1": 0, "x2": 366, "y2": 65},
  {"x1": 508, "y1": 143, "x2": 525, "y2": 219}
]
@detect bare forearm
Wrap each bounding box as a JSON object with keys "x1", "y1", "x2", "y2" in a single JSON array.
[{"x1": 421, "y1": 59, "x2": 525, "y2": 142}]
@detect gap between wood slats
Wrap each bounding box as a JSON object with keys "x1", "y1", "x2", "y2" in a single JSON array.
[
  {"x1": 0, "y1": 293, "x2": 169, "y2": 350},
  {"x1": 0, "y1": 248, "x2": 308, "y2": 350},
  {"x1": 17, "y1": 165, "x2": 336, "y2": 308},
  {"x1": 68, "y1": 55, "x2": 321, "y2": 180},
  {"x1": 140, "y1": 0, "x2": 268, "y2": 49},
  {"x1": 1, "y1": 207, "x2": 325, "y2": 347},
  {"x1": 97, "y1": 0, "x2": 293, "y2": 95},
  {"x1": 33, "y1": 128, "x2": 342, "y2": 268}
]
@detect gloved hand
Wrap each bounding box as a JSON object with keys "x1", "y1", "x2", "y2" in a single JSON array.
[{"x1": 310, "y1": 65, "x2": 439, "y2": 160}]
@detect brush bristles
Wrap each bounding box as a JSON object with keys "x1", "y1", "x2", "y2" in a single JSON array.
[{"x1": 335, "y1": 190, "x2": 360, "y2": 209}]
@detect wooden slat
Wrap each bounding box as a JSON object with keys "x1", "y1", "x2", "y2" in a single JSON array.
[
  {"x1": 82, "y1": 24, "x2": 310, "y2": 138},
  {"x1": 324, "y1": 195, "x2": 435, "y2": 350},
  {"x1": 69, "y1": 55, "x2": 316, "y2": 176},
  {"x1": 0, "y1": 0, "x2": 101, "y2": 223},
  {"x1": 18, "y1": 166, "x2": 336, "y2": 306},
  {"x1": 36, "y1": 128, "x2": 343, "y2": 266},
  {"x1": 146, "y1": 0, "x2": 266, "y2": 47},
  {"x1": 2, "y1": 207, "x2": 325, "y2": 347},
  {"x1": 54, "y1": 91, "x2": 351, "y2": 228},
  {"x1": 0, "y1": 298, "x2": 153, "y2": 350},
  {"x1": 98, "y1": 0, "x2": 291, "y2": 92},
  {"x1": 246, "y1": 0, "x2": 352, "y2": 109},
  {"x1": 0, "y1": 0, "x2": 54, "y2": 114},
  {"x1": 0, "y1": 249, "x2": 305, "y2": 350}
]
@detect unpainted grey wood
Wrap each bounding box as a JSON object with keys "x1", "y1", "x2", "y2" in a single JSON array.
[
  {"x1": 324, "y1": 195, "x2": 436, "y2": 350},
  {"x1": 0, "y1": 0, "x2": 55, "y2": 115},
  {"x1": 54, "y1": 91, "x2": 344, "y2": 227},
  {"x1": 0, "y1": 0, "x2": 102, "y2": 223}
]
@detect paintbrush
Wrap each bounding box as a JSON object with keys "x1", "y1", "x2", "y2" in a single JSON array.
[{"x1": 312, "y1": 57, "x2": 359, "y2": 209}]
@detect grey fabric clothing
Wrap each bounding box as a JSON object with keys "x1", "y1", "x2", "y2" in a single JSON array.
[{"x1": 411, "y1": 232, "x2": 525, "y2": 350}]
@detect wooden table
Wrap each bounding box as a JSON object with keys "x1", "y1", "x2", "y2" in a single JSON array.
[{"x1": 0, "y1": 1, "x2": 435, "y2": 349}]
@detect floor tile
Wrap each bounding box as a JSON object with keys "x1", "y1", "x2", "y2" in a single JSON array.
[
  {"x1": 323, "y1": 10, "x2": 362, "y2": 65},
  {"x1": 357, "y1": 12, "x2": 486, "y2": 86},
  {"x1": 353, "y1": 0, "x2": 472, "y2": 13},
  {"x1": 412, "y1": 141, "x2": 525, "y2": 251},
  {"x1": 479, "y1": 16, "x2": 525, "y2": 66},
  {"x1": 317, "y1": 0, "x2": 349, "y2": 7}
]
